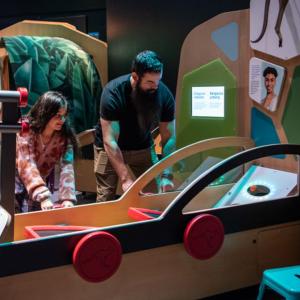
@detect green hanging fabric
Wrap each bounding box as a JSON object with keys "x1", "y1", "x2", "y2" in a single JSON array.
[{"x1": 3, "y1": 35, "x2": 102, "y2": 133}]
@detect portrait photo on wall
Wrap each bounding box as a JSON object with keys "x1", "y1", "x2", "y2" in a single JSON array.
[{"x1": 249, "y1": 57, "x2": 285, "y2": 112}]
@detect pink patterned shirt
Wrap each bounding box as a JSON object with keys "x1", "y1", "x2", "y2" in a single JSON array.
[{"x1": 16, "y1": 129, "x2": 76, "y2": 203}]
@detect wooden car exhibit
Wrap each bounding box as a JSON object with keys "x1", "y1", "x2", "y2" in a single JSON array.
[{"x1": 0, "y1": 91, "x2": 299, "y2": 299}]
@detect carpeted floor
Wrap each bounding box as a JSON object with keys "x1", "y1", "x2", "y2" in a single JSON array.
[{"x1": 202, "y1": 285, "x2": 284, "y2": 299}]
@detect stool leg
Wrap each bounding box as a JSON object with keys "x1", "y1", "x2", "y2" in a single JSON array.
[{"x1": 257, "y1": 282, "x2": 265, "y2": 300}]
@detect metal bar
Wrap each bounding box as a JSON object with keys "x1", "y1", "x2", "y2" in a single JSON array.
[
  {"x1": 0, "y1": 91, "x2": 20, "y2": 103},
  {"x1": 0, "y1": 124, "x2": 21, "y2": 133}
]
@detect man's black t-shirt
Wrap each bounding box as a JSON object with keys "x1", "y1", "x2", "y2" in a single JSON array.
[{"x1": 95, "y1": 74, "x2": 175, "y2": 150}]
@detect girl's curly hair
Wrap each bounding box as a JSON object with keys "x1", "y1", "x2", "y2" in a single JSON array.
[{"x1": 28, "y1": 91, "x2": 78, "y2": 153}]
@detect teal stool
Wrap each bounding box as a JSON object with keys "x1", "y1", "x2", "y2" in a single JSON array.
[{"x1": 257, "y1": 265, "x2": 300, "y2": 300}]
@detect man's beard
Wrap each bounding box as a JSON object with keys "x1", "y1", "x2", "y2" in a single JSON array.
[{"x1": 131, "y1": 82, "x2": 160, "y2": 134}]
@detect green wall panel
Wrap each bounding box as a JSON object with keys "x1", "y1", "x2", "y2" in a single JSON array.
[
  {"x1": 177, "y1": 58, "x2": 237, "y2": 149},
  {"x1": 282, "y1": 65, "x2": 300, "y2": 144}
]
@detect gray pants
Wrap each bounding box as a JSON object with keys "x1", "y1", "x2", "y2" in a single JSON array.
[{"x1": 94, "y1": 146, "x2": 158, "y2": 202}]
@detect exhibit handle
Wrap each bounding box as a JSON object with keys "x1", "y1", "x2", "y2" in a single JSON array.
[{"x1": 0, "y1": 88, "x2": 28, "y2": 107}]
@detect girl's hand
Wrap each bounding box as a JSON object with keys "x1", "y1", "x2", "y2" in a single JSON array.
[
  {"x1": 41, "y1": 199, "x2": 54, "y2": 210},
  {"x1": 61, "y1": 200, "x2": 74, "y2": 208}
]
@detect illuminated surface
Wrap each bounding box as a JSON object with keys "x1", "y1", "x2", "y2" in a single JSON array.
[
  {"x1": 214, "y1": 165, "x2": 297, "y2": 207},
  {"x1": 192, "y1": 86, "x2": 224, "y2": 117}
]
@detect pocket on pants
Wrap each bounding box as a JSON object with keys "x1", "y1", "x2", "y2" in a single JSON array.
[{"x1": 94, "y1": 148, "x2": 114, "y2": 174}]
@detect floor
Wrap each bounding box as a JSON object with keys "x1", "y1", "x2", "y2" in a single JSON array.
[{"x1": 202, "y1": 285, "x2": 284, "y2": 300}]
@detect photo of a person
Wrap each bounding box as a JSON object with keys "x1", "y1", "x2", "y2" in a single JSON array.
[
  {"x1": 249, "y1": 57, "x2": 285, "y2": 111},
  {"x1": 262, "y1": 66, "x2": 278, "y2": 112}
]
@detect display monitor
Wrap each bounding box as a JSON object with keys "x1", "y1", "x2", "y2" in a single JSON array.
[{"x1": 192, "y1": 86, "x2": 225, "y2": 117}]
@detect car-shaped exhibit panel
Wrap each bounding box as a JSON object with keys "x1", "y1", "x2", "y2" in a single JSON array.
[
  {"x1": 10, "y1": 136, "x2": 255, "y2": 241},
  {"x1": 1, "y1": 143, "x2": 300, "y2": 300}
]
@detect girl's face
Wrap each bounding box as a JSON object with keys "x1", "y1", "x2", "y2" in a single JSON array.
[{"x1": 46, "y1": 106, "x2": 68, "y2": 133}]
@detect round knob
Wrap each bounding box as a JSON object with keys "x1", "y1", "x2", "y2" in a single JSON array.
[
  {"x1": 184, "y1": 214, "x2": 224, "y2": 260},
  {"x1": 73, "y1": 231, "x2": 122, "y2": 282}
]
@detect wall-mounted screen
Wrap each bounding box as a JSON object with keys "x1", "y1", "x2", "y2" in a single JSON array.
[{"x1": 192, "y1": 86, "x2": 224, "y2": 117}]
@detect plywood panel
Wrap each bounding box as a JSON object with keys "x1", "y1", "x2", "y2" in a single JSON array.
[
  {"x1": 4, "y1": 222, "x2": 300, "y2": 300},
  {"x1": 176, "y1": 10, "x2": 252, "y2": 139},
  {"x1": 0, "y1": 230, "x2": 259, "y2": 300},
  {"x1": 257, "y1": 222, "x2": 300, "y2": 272}
]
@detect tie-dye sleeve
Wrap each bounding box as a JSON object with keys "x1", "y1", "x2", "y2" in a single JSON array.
[
  {"x1": 16, "y1": 133, "x2": 49, "y2": 200},
  {"x1": 58, "y1": 143, "x2": 76, "y2": 202}
]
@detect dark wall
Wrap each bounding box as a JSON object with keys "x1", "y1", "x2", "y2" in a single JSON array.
[
  {"x1": 107, "y1": 0, "x2": 250, "y2": 95},
  {"x1": 0, "y1": 0, "x2": 107, "y2": 40},
  {"x1": 1, "y1": 0, "x2": 251, "y2": 95}
]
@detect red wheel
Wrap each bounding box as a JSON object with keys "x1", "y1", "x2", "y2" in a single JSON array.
[
  {"x1": 73, "y1": 231, "x2": 122, "y2": 282},
  {"x1": 17, "y1": 87, "x2": 28, "y2": 108},
  {"x1": 184, "y1": 214, "x2": 224, "y2": 260}
]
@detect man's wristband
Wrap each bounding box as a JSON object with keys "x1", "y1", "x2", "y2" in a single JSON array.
[{"x1": 161, "y1": 173, "x2": 173, "y2": 180}]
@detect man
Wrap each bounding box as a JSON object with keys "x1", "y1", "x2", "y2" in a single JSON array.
[
  {"x1": 94, "y1": 50, "x2": 175, "y2": 202},
  {"x1": 262, "y1": 66, "x2": 278, "y2": 112}
]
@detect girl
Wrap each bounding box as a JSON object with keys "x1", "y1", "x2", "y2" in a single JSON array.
[{"x1": 15, "y1": 91, "x2": 78, "y2": 212}]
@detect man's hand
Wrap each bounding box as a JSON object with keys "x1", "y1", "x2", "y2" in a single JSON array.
[
  {"x1": 121, "y1": 177, "x2": 134, "y2": 192},
  {"x1": 159, "y1": 177, "x2": 174, "y2": 193}
]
